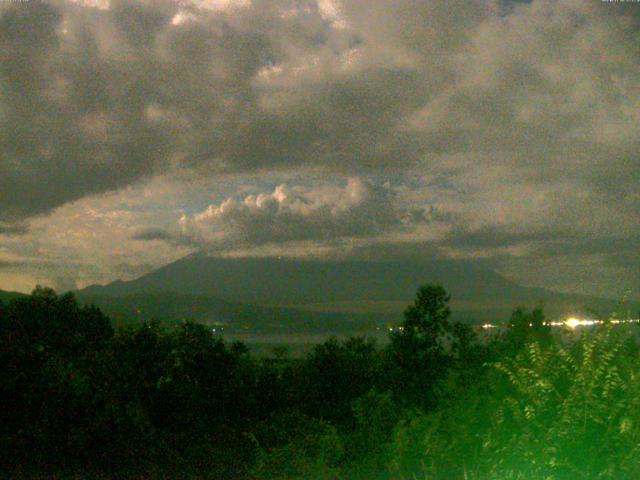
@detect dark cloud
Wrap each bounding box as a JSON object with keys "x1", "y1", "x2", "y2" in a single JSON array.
[
  {"x1": 0, "y1": 260, "x2": 21, "y2": 269},
  {"x1": 2, "y1": 0, "x2": 639, "y2": 221},
  {"x1": 1, "y1": 0, "x2": 639, "y2": 297},
  {"x1": 0, "y1": 257, "x2": 57, "y2": 269},
  {"x1": 444, "y1": 227, "x2": 553, "y2": 250},
  {"x1": 131, "y1": 227, "x2": 174, "y2": 241},
  {"x1": 0, "y1": 1, "x2": 174, "y2": 220},
  {"x1": 0, "y1": 222, "x2": 28, "y2": 236},
  {"x1": 529, "y1": 236, "x2": 640, "y2": 260}
]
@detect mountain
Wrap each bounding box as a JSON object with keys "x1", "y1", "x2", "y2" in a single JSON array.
[
  {"x1": 80, "y1": 254, "x2": 517, "y2": 304},
  {"x1": 77, "y1": 254, "x2": 633, "y2": 330},
  {"x1": 0, "y1": 289, "x2": 27, "y2": 304}
]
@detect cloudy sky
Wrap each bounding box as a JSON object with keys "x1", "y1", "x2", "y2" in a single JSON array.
[{"x1": 0, "y1": 0, "x2": 638, "y2": 297}]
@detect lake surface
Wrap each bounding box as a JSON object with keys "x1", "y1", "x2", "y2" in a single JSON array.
[{"x1": 224, "y1": 330, "x2": 392, "y2": 356}]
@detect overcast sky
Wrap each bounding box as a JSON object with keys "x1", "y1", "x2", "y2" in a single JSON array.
[{"x1": 0, "y1": 0, "x2": 638, "y2": 297}]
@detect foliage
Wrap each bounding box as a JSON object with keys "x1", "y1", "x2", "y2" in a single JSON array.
[
  {"x1": 302, "y1": 335, "x2": 383, "y2": 425},
  {"x1": 505, "y1": 305, "x2": 551, "y2": 349},
  {"x1": 388, "y1": 284, "x2": 454, "y2": 408},
  {"x1": 344, "y1": 390, "x2": 402, "y2": 478},
  {"x1": 3, "y1": 285, "x2": 640, "y2": 479},
  {"x1": 390, "y1": 323, "x2": 640, "y2": 480},
  {"x1": 484, "y1": 325, "x2": 640, "y2": 479},
  {"x1": 250, "y1": 410, "x2": 344, "y2": 480}
]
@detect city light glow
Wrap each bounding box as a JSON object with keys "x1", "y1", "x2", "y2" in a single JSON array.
[
  {"x1": 565, "y1": 317, "x2": 584, "y2": 329},
  {"x1": 477, "y1": 317, "x2": 640, "y2": 331}
]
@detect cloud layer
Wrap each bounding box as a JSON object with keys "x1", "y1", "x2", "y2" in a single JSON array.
[
  {"x1": 3, "y1": 0, "x2": 636, "y2": 219},
  {"x1": 0, "y1": 0, "x2": 639, "y2": 297}
]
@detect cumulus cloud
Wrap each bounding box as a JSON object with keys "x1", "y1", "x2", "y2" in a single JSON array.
[{"x1": 178, "y1": 178, "x2": 411, "y2": 248}]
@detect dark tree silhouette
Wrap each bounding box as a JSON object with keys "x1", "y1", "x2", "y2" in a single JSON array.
[
  {"x1": 506, "y1": 305, "x2": 550, "y2": 349},
  {"x1": 303, "y1": 336, "x2": 381, "y2": 426},
  {"x1": 389, "y1": 284, "x2": 453, "y2": 408}
]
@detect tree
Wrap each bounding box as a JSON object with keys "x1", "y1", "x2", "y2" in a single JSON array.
[
  {"x1": 506, "y1": 305, "x2": 551, "y2": 349},
  {"x1": 0, "y1": 286, "x2": 113, "y2": 356},
  {"x1": 303, "y1": 336, "x2": 381, "y2": 426},
  {"x1": 0, "y1": 287, "x2": 118, "y2": 475},
  {"x1": 389, "y1": 284, "x2": 453, "y2": 408},
  {"x1": 250, "y1": 410, "x2": 344, "y2": 480},
  {"x1": 401, "y1": 284, "x2": 452, "y2": 339}
]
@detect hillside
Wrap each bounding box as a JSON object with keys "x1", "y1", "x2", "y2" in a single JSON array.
[
  {"x1": 0, "y1": 289, "x2": 27, "y2": 304},
  {"x1": 77, "y1": 254, "x2": 633, "y2": 330}
]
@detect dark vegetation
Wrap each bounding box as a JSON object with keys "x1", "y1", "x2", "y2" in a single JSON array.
[{"x1": 2, "y1": 285, "x2": 639, "y2": 479}]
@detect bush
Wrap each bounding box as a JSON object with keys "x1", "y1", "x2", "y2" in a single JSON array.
[
  {"x1": 390, "y1": 324, "x2": 640, "y2": 479},
  {"x1": 250, "y1": 410, "x2": 344, "y2": 480}
]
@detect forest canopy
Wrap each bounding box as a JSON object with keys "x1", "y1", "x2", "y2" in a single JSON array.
[{"x1": 1, "y1": 285, "x2": 639, "y2": 479}]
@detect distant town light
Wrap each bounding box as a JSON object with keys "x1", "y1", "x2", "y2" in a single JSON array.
[
  {"x1": 473, "y1": 317, "x2": 639, "y2": 332},
  {"x1": 564, "y1": 317, "x2": 602, "y2": 329},
  {"x1": 565, "y1": 317, "x2": 581, "y2": 329}
]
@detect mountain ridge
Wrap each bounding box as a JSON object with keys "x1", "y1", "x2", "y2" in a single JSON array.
[{"x1": 77, "y1": 254, "x2": 632, "y2": 328}]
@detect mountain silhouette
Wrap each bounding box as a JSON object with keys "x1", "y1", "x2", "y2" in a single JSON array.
[{"x1": 77, "y1": 254, "x2": 630, "y2": 329}]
